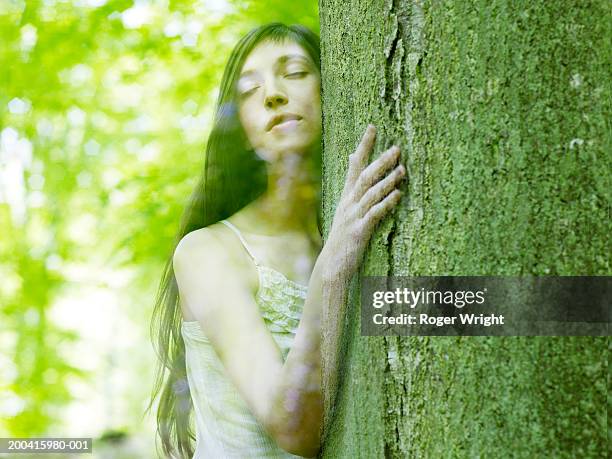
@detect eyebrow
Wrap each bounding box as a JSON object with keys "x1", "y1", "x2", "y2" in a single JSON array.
[{"x1": 239, "y1": 54, "x2": 312, "y2": 79}]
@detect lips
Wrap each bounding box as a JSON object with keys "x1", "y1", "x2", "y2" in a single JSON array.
[{"x1": 266, "y1": 113, "x2": 302, "y2": 131}]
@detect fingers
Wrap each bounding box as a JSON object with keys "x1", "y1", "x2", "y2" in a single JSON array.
[
  {"x1": 353, "y1": 145, "x2": 401, "y2": 199},
  {"x1": 362, "y1": 189, "x2": 402, "y2": 227},
  {"x1": 358, "y1": 163, "x2": 405, "y2": 217},
  {"x1": 345, "y1": 124, "x2": 376, "y2": 187}
]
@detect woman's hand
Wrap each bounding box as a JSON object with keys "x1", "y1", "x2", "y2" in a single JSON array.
[{"x1": 323, "y1": 124, "x2": 405, "y2": 281}]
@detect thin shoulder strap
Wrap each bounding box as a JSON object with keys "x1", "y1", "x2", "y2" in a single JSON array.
[{"x1": 220, "y1": 220, "x2": 259, "y2": 266}]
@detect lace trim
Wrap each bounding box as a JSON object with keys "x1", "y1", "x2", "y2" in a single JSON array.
[
  {"x1": 182, "y1": 265, "x2": 307, "y2": 337},
  {"x1": 255, "y1": 265, "x2": 306, "y2": 334}
]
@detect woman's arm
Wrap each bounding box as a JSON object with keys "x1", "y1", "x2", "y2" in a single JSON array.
[
  {"x1": 264, "y1": 250, "x2": 329, "y2": 457},
  {"x1": 268, "y1": 243, "x2": 353, "y2": 456},
  {"x1": 267, "y1": 125, "x2": 404, "y2": 455},
  {"x1": 255, "y1": 124, "x2": 406, "y2": 455}
]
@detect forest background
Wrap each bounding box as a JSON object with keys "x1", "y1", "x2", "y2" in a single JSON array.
[{"x1": 1, "y1": 1, "x2": 318, "y2": 457}]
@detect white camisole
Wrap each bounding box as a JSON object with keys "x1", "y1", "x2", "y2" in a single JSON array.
[{"x1": 181, "y1": 220, "x2": 309, "y2": 458}]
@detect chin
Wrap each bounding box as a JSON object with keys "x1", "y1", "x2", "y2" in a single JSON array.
[{"x1": 259, "y1": 138, "x2": 318, "y2": 161}]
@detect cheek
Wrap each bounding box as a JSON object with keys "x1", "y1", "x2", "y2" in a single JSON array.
[
  {"x1": 239, "y1": 106, "x2": 259, "y2": 141},
  {"x1": 307, "y1": 96, "x2": 322, "y2": 129},
  {"x1": 306, "y1": 85, "x2": 322, "y2": 123}
]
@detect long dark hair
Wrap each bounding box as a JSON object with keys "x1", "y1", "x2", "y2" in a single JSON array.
[{"x1": 146, "y1": 23, "x2": 321, "y2": 459}]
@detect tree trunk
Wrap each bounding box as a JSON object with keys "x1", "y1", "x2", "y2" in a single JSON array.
[{"x1": 319, "y1": 1, "x2": 609, "y2": 457}]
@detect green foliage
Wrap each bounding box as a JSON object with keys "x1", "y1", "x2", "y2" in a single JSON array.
[{"x1": 0, "y1": 0, "x2": 317, "y2": 450}]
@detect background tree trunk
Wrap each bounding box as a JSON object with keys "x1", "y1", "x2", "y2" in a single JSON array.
[{"x1": 319, "y1": 1, "x2": 609, "y2": 457}]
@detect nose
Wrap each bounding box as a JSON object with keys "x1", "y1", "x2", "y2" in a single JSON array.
[{"x1": 264, "y1": 80, "x2": 288, "y2": 109}]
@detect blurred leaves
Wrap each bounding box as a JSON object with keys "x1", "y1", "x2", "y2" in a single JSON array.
[{"x1": 0, "y1": 0, "x2": 317, "y2": 450}]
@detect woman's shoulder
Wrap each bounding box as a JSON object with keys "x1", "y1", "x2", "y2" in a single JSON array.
[
  {"x1": 173, "y1": 226, "x2": 213, "y2": 263},
  {"x1": 176, "y1": 222, "x2": 225, "y2": 247},
  {"x1": 173, "y1": 222, "x2": 258, "y2": 291},
  {"x1": 174, "y1": 222, "x2": 237, "y2": 265}
]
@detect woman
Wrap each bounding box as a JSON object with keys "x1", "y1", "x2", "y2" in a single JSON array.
[{"x1": 148, "y1": 23, "x2": 405, "y2": 458}]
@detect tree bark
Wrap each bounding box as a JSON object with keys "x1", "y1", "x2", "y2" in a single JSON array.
[{"x1": 319, "y1": 0, "x2": 609, "y2": 457}]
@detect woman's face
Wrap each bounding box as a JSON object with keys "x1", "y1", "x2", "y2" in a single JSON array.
[{"x1": 237, "y1": 39, "x2": 322, "y2": 162}]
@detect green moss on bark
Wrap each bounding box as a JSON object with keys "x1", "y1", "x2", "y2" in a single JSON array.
[{"x1": 319, "y1": 0, "x2": 609, "y2": 457}]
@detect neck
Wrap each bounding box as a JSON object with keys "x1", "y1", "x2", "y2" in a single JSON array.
[{"x1": 239, "y1": 150, "x2": 320, "y2": 237}]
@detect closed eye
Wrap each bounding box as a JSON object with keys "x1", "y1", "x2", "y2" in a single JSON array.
[
  {"x1": 239, "y1": 87, "x2": 259, "y2": 98},
  {"x1": 285, "y1": 71, "x2": 307, "y2": 78}
]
